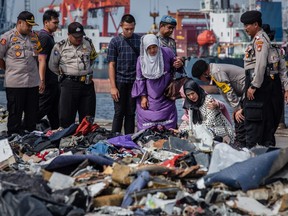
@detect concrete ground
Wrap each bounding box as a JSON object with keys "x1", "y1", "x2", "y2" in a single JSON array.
[{"x1": 275, "y1": 128, "x2": 288, "y2": 148}]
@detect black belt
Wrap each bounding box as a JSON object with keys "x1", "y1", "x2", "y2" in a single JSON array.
[
  {"x1": 246, "y1": 69, "x2": 278, "y2": 77},
  {"x1": 64, "y1": 75, "x2": 87, "y2": 82}
]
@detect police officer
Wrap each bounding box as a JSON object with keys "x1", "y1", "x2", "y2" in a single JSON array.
[
  {"x1": 192, "y1": 60, "x2": 246, "y2": 148},
  {"x1": 158, "y1": 15, "x2": 177, "y2": 55},
  {"x1": 262, "y1": 24, "x2": 288, "y2": 130},
  {"x1": 49, "y1": 22, "x2": 97, "y2": 128},
  {"x1": 158, "y1": 15, "x2": 183, "y2": 68},
  {"x1": 0, "y1": 11, "x2": 43, "y2": 135},
  {"x1": 241, "y1": 10, "x2": 283, "y2": 147}
]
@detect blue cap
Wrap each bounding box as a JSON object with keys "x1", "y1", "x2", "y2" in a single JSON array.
[{"x1": 160, "y1": 15, "x2": 177, "y2": 26}]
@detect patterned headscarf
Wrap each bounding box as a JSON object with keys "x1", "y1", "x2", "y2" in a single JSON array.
[
  {"x1": 183, "y1": 79, "x2": 207, "y2": 124},
  {"x1": 140, "y1": 34, "x2": 164, "y2": 79}
]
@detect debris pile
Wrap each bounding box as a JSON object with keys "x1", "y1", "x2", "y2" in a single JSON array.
[{"x1": 0, "y1": 114, "x2": 288, "y2": 215}]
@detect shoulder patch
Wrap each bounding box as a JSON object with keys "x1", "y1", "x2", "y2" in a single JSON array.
[
  {"x1": 0, "y1": 38, "x2": 6, "y2": 45},
  {"x1": 54, "y1": 50, "x2": 59, "y2": 56},
  {"x1": 84, "y1": 36, "x2": 92, "y2": 43},
  {"x1": 256, "y1": 40, "x2": 263, "y2": 45},
  {"x1": 58, "y1": 39, "x2": 66, "y2": 46},
  {"x1": 257, "y1": 44, "x2": 262, "y2": 52},
  {"x1": 34, "y1": 31, "x2": 39, "y2": 37}
]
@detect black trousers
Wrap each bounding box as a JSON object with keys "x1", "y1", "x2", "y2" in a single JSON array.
[
  {"x1": 112, "y1": 82, "x2": 136, "y2": 134},
  {"x1": 234, "y1": 110, "x2": 246, "y2": 146},
  {"x1": 6, "y1": 87, "x2": 39, "y2": 135},
  {"x1": 38, "y1": 83, "x2": 60, "y2": 129},
  {"x1": 59, "y1": 79, "x2": 96, "y2": 128},
  {"x1": 244, "y1": 74, "x2": 283, "y2": 147}
]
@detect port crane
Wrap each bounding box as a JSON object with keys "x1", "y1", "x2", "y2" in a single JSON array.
[{"x1": 40, "y1": 0, "x2": 130, "y2": 37}]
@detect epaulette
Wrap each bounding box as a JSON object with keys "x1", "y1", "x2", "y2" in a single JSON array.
[
  {"x1": 255, "y1": 35, "x2": 261, "y2": 40},
  {"x1": 84, "y1": 36, "x2": 94, "y2": 47},
  {"x1": 271, "y1": 44, "x2": 280, "y2": 49},
  {"x1": 84, "y1": 36, "x2": 95, "y2": 49},
  {"x1": 84, "y1": 36, "x2": 92, "y2": 43},
  {"x1": 57, "y1": 39, "x2": 66, "y2": 47},
  {"x1": 262, "y1": 34, "x2": 270, "y2": 43},
  {"x1": 32, "y1": 30, "x2": 39, "y2": 37},
  {"x1": 170, "y1": 37, "x2": 175, "y2": 41}
]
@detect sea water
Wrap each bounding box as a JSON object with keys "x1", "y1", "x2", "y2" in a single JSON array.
[
  {"x1": 96, "y1": 93, "x2": 288, "y2": 124},
  {"x1": 0, "y1": 92, "x2": 287, "y2": 124}
]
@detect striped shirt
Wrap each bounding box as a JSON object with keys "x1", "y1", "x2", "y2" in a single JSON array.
[{"x1": 107, "y1": 33, "x2": 141, "y2": 83}]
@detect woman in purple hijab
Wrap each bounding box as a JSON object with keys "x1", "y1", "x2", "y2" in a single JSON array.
[{"x1": 131, "y1": 34, "x2": 179, "y2": 130}]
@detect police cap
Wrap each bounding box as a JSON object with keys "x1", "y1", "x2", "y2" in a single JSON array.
[
  {"x1": 68, "y1": 22, "x2": 86, "y2": 37},
  {"x1": 240, "y1": 10, "x2": 262, "y2": 25},
  {"x1": 17, "y1": 11, "x2": 38, "y2": 26},
  {"x1": 160, "y1": 15, "x2": 177, "y2": 26}
]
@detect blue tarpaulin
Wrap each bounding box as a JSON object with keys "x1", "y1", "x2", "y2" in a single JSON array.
[{"x1": 204, "y1": 148, "x2": 288, "y2": 191}]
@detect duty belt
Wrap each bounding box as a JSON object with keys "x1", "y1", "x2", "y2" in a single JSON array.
[
  {"x1": 64, "y1": 75, "x2": 87, "y2": 82},
  {"x1": 266, "y1": 65, "x2": 279, "y2": 80},
  {"x1": 246, "y1": 68, "x2": 278, "y2": 80},
  {"x1": 63, "y1": 74, "x2": 94, "y2": 84},
  {"x1": 267, "y1": 72, "x2": 279, "y2": 80}
]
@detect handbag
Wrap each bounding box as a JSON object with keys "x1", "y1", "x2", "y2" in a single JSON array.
[
  {"x1": 164, "y1": 57, "x2": 188, "y2": 100},
  {"x1": 164, "y1": 60, "x2": 188, "y2": 100},
  {"x1": 164, "y1": 76, "x2": 188, "y2": 100}
]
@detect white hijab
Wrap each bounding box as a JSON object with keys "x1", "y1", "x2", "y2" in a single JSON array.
[{"x1": 140, "y1": 34, "x2": 164, "y2": 79}]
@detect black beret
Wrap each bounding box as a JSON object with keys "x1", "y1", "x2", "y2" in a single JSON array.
[
  {"x1": 192, "y1": 60, "x2": 208, "y2": 78},
  {"x1": 240, "y1": 10, "x2": 262, "y2": 25}
]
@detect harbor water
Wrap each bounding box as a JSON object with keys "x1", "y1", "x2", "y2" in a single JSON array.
[
  {"x1": 0, "y1": 91, "x2": 287, "y2": 125},
  {"x1": 94, "y1": 93, "x2": 288, "y2": 125}
]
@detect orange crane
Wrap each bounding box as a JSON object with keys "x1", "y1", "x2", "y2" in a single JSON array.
[
  {"x1": 39, "y1": 0, "x2": 130, "y2": 36},
  {"x1": 60, "y1": 0, "x2": 130, "y2": 36},
  {"x1": 168, "y1": 9, "x2": 207, "y2": 30}
]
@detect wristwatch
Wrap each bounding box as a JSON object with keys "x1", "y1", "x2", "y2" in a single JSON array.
[{"x1": 250, "y1": 85, "x2": 256, "y2": 90}]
